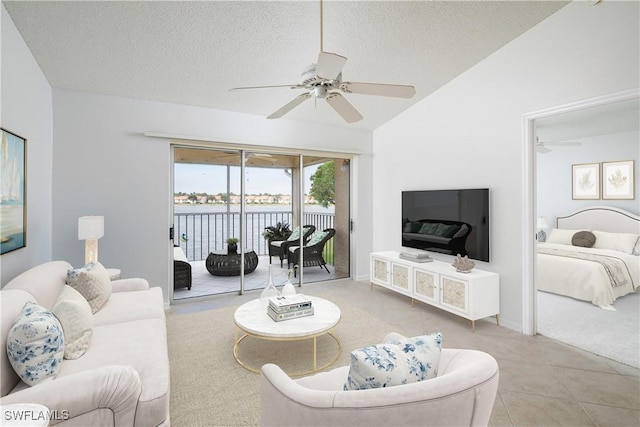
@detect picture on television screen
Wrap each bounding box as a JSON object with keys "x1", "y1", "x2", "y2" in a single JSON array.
[{"x1": 402, "y1": 189, "x2": 490, "y2": 262}]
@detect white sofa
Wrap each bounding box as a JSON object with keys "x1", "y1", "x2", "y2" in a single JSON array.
[
  {"x1": 0, "y1": 261, "x2": 169, "y2": 426},
  {"x1": 261, "y1": 333, "x2": 499, "y2": 427}
]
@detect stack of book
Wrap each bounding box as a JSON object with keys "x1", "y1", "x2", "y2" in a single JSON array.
[
  {"x1": 399, "y1": 251, "x2": 433, "y2": 263},
  {"x1": 267, "y1": 294, "x2": 314, "y2": 322}
]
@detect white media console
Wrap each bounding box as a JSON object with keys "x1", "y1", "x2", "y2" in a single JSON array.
[{"x1": 370, "y1": 251, "x2": 500, "y2": 331}]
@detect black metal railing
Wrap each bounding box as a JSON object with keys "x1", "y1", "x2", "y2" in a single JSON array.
[{"x1": 174, "y1": 210, "x2": 335, "y2": 263}]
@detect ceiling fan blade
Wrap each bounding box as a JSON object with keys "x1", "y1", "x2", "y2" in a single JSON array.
[
  {"x1": 536, "y1": 146, "x2": 552, "y2": 154},
  {"x1": 315, "y1": 52, "x2": 347, "y2": 80},
  {"x1": 325, "y1": 93, "x2": 363, "y2": 123},
  {"x1": 230, "y1": 84, "x2": 304, "y2": 91},
  {"x1": 544, "y1": 141, "x2": 582, "y2": 146},
  {"x1": 341, "y1": 82, "x2": 416, "y2": 99},
  {"x1": 267, "y1": 93, "x2": 312, "y2": 119}
]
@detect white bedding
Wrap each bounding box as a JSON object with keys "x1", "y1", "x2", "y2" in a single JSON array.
[{"x1": 537, "y1": 242, "x2": 639, "y2": 309}]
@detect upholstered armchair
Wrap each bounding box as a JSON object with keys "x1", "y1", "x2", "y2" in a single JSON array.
[
  {"x1": 287, "y1": 228, "x2": 335, "y2": 276},
  {"x1": 268, "y1": 225, "x2": 315, "y2": 267},
  {"x1": 260, "y1": 332, "x2": 499, "y2": 427}
]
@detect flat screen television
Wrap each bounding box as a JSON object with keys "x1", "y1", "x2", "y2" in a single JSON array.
[{"x1": 402, "y1": 189, "x2": 490, "y2": 262}]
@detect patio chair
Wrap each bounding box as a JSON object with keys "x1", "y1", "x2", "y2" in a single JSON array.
[
  {"x1": 174, "y1": 245, "x2": 192, "y2": 290},
  {"x1": 287, "y1": 228, "x2": 335, "y2": 276},
  {"x1": 268, "y1": 225, "x2": 315, "y2": 267}
]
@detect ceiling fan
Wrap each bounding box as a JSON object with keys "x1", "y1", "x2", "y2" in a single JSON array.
[
  {"x1": 536, "y1": 137, "x2": 582, "y2": 153},
  {"x1": 229, "y1": 0, "x2": 415, "y2": 123}
]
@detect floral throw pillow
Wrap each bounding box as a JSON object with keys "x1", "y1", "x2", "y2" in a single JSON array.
[
  {"x1": 344, "y1": 332, "x2": 442, "y2": 390},
  {"x1": 6, "y1": 302, "x2": 65, "y2": 386}
]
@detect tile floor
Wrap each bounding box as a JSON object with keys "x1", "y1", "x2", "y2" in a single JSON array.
[{"x1": 169, "y1": 278, "x2": 640, "y2": 426}]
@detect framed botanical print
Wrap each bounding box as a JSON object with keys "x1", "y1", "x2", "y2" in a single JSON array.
[
  {"x1": 572, "y1": 163, "x2": 600, "y2": 200},
  {"x1": 1, "y1": 128, "x2": 27, "y2": 255},
  {"x1": 602, "y1": 160, "x2": 635, "y2": 200}
]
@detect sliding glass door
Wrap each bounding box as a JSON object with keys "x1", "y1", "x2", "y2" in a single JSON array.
[{"x1": 171, "y1": 146, "x2": 351, "y2": 301}]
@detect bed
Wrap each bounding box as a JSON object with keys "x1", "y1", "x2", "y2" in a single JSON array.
[{"x1": 536, "y1": 207, "x2": 640, "y2": 310}]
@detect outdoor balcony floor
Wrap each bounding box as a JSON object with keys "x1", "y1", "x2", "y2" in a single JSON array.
[{"x1": 173, "y1": 254, "x2": 344, "y2": 300}]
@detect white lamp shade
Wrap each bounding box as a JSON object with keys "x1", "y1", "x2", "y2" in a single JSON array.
[
  {"x1": 536, "y1": 216, "x2": 549, "y2": 229},
  {"x1": 78, "y1": 216, "x2": 104, "y2": 240}
]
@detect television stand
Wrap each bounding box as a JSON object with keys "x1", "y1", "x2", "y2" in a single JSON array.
[{"x1": 370, "y1": 251, "x2": 499, "y2": 331}]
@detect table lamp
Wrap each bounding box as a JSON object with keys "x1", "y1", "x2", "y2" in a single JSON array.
[
  {"x1": 78, "y1": 216, "x2": 104, "y2": 264},
  {"x1": 537, "y1": 216, "x2": 549, "y2": 242}
]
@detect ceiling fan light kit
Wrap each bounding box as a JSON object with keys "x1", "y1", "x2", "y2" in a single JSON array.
[{"x1": 230, "y1": 1, "x2": 415, "y2": 123}]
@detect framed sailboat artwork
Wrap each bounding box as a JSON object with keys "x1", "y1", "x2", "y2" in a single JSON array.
[{"x1": 1, "y1": 128, "x2": 26, "y2": 255}]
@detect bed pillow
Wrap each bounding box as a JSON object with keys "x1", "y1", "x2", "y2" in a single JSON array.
[
  {"x1": 633, "y1": 237, "x2": 640, "y2": 256},
  {"x1": 547, "y1": 229, "x2": 588, "y2": 246},
  {"x1": 592, "y1": 231, "x2": 640, "y2": 254},
  {"x1": 572, "y1": 231, "x2": 596, "y2": 248},
  {"x1": 344, "y1": 332, "x2": 442, "y2": 390}
]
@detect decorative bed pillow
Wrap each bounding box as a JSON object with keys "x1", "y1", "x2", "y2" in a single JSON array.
[
  {"x1": 633, "y1": 237, "x2": 640, "y2": 256},
  {"x1": 592, "y1": 231, "x2": 640, "y2": 254},
  {"x1": 67, "y1": 262, "x2": 112, "y2": 313},
  {"x1": 6, "y1": 302, "x2": 65, "y2": 386},
  {"x1": 572, "y1": 231, "x2": 596, "y2": 248},
  {"x1": 547, "y1": 229, "x2": 588, "y2": 245},
  {"x1": 51, "y1": 286, "x2": 93, "y2": 359},
  {"x1": 344, "y1": 332, "x2": 442, "y2": 390}
]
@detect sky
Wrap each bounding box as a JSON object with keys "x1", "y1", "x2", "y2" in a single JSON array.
[{"x1": 174, "y1": 163, "x2": 319, "y2": 195}]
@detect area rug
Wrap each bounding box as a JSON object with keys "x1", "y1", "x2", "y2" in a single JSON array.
[
  {"x1": 166, "y1": 296, "x2": 402, "y2": 427},
  {"x1": 537, "y1": 290, "x2": 640, "y2": 368}
]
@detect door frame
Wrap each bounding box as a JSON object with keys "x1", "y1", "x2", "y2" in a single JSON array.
[
  {"x1": 168, "y1": 138, "x2": 356, "y2": 303},
  {"x1": 521, "y1": 88, "x2": 639, "y2": 335}
]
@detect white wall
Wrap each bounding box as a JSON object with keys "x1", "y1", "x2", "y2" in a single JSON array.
[
  {"x1": 51, "y1": 89, "x2": 372, "y2": 303},
  {"x1": 537, "y1": 130, "x2": 640, "y2": 228},
  {"x1": 0, "y1": 5, "x2": 53, "y2": 286},
  {"x1": 372, "y1": 2, "x2": 639, "y2": 331}
]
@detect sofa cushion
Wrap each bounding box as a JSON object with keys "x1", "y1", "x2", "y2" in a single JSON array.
[
  {"x1": 6, "y1": 302, "x2": 65, "y2": 386},
  {"x1": 344, "y1": 332, "x2": 443, "y2": 390},
  {"x1": 419, "y1": 223, "x2": 439, "y2": 235},
  {"x1": 67, "y1": 262, "x2": 112, "y2": 313},
  {"x1": 51, "y1": 286, "x2": 93, "y2": 359},
  {"x1": 307, "y1": 230, "x2": 329, "y2": 246},
  {"x1": 92, "y1": 287, "x2": 165, "y2": 326},
  {"x1": 3, "y1": 261, "x2": 72, "y2": 309},
  {"x1": 54, "y1": 318, "x2": 169, "y2": 427}
]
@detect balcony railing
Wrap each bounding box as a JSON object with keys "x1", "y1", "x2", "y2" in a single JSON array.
[{"x1": 174, "y1": 210, "x2": 335, "y2": 264}]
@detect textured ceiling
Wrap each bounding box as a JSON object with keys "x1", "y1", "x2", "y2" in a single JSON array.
[{"x1": 3, "y1": 1, "x2": 569, "y2": 130}]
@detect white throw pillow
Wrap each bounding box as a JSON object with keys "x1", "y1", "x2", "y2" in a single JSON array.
[
  {"x1": 344, "y1": 332, "x2": 442, "y2": 390},
  {"x1": 546, "y1": 229, "x2": 589, "y2": 246},
  {"x1": 592, "y1": 231, "x2": 639, "y2": 254},
  {"x1": 67, "y1": 262, "x2": 112, "y2": 313},
  {"x1": 6, "y1": 302, "x2": 65, "y2": 386},
  {"x1": 51, "y1": 286, "x2": 93, "y2": 359}
]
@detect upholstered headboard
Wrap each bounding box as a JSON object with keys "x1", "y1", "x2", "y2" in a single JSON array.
[{"x1": 557, "y1": 207, "x2": 640, "y2": 234}]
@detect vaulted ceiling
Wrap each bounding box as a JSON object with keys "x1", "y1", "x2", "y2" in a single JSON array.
[{"x1": 3, "y1": 1, "x2": 569, "y2": 130}]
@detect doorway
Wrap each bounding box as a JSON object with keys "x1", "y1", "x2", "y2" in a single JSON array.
[
  {"x1": 171, "y1": 146, "x2": 351, "y2": 301},
  {"x1": 523, "y1": 89, "x2": 639, "y2": 365}
]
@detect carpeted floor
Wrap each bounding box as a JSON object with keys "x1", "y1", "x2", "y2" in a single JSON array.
[
  {"x1": 537, "y1": 290, "x2": 640, "y2": 368},
  {"x1": 166, "y1": 296, "x2": 399, "y2": 427}
]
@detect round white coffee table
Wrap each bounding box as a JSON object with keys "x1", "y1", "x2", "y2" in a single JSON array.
[{"x1": 233, "y1": 296, "x2": 341, "y2": 375}]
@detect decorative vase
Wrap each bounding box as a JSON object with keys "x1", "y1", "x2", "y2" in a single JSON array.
[
  {"x1": 227, "y1": 243, "x2": 237, "y2": 254},
  {"x1": 260, "y1": 265, "x2": 280, "y2": 306},
  {"x1": 281, "y1": 269, "x2": 296, "y2": 296}
]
